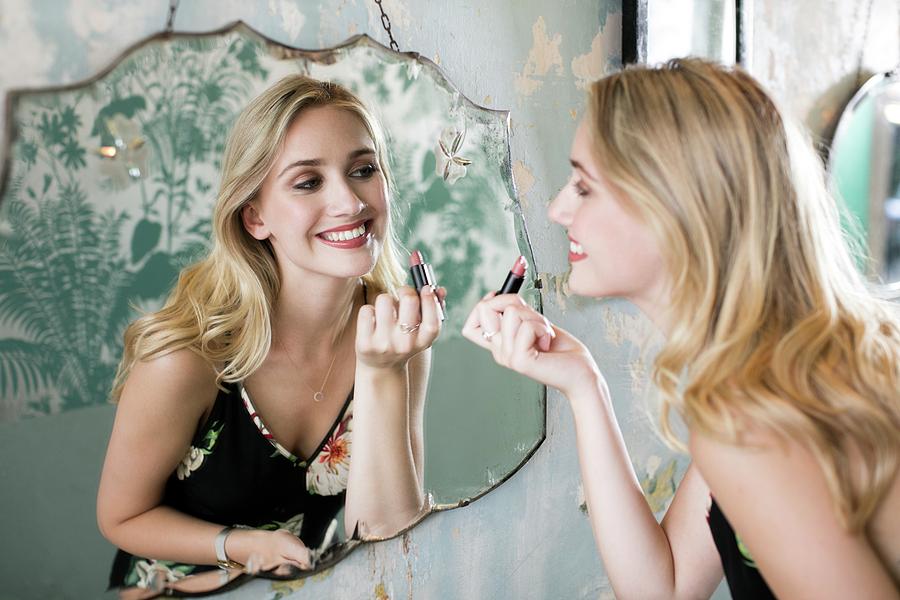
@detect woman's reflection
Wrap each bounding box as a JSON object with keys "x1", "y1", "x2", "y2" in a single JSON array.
[{"x1": 97, "y1": 75, "x2": 445, "y2": 590}]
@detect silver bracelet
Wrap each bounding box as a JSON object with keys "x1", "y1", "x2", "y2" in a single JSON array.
[{"x1": 214, "y1": 525, "x2": 249, "y2": 569}]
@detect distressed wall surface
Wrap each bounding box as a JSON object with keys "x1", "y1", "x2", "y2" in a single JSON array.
[{"x1": 0, "y1": 0, "x2": 895, "y2": 598}]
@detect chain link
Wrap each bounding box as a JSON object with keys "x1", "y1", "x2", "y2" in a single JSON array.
[
  {"x1": 165, "y1": 0, "x2": 180, "y2": 33},
  {"x1": 373, "y1": 0, "x2": 400, "y2": 52}
]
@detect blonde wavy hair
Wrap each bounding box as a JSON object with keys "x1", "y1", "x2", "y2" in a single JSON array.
[
  {"x1": 111, "y1": 75, "x2": 406, "y2": 399},
  {"x1": 587, "y1": 58, "x2": 900, "y2": 532}
]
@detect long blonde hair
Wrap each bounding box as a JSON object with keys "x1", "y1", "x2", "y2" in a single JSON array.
[
  {"x1": 112, "y1": 75, "x2": 406, "y2": 399},
  {"x1": 587, "y1": 58, "x2": 900, "y2": 531}
]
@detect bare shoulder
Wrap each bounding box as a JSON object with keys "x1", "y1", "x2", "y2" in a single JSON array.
[
  {"x1": 690, "y1": 426, "x2": 899, "y2": 597},
  {"x1": 120, "y1": 347, "x2": 220, "y2": 419}
]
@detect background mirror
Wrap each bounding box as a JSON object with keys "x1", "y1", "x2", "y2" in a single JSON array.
[
  {"x1": 623, "y1": 0, "x2": 742, "y2": 66},
  {"x1": 829, "y1": 68, "x2": 900, "y2": 291},
  {"x1": 0, "y1": 22, "x2": 545, "y2": 597}
]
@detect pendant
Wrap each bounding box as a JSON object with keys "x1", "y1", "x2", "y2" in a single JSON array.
[{"x1": 313, "y1": 391, "x2": 324, "y2": 403}]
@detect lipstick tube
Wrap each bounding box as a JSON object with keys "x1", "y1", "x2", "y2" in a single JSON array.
[
  {"x1": 409, "y1": 250, "x2": 445, "y2": 321},
  {"x1": 497, "y1": 255, "x2": 528, "y2": 295}
]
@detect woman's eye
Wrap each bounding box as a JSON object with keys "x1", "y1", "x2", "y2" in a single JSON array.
[
  {"x1": 293, "y1": 178, "x2": 321, "y2": 191},
  {"x1": 572, "y1": 180, "x2": 589, "y2": 197},
  {"x1": 350, "y1": 163, "x2": 379, "y2": 178}
]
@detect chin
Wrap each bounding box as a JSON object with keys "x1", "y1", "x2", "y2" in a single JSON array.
[{"x1": 567, "y1": 270, "x2": 617, "y2": 299}]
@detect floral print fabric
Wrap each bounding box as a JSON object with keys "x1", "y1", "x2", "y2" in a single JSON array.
[{"x1": 109, "y1": 382, "x2": 354, "y2": 590}]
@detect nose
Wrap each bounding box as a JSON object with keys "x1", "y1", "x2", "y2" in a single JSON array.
[
  {"x1": 326, "y1": 176, "x2": 366, "y2": 217},
  {"x1": 548, "y1": 184, "x2": 576, "y2": 226}
]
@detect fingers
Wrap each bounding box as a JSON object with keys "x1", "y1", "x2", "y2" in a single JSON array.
[
  {"x1": 373, "y1": 292, "x2": 398, "y2": 338},
  {"x1": 462, "y1": 296, "x2": 555, "y2": 368},
  {"x1": 416, "y1": 285, "x2": 441, "y2": 345},
  {"x1": 396, "y1": 285, "x2": 421, "y2": 331},
  {"x1": 276, "y1": 530, "x2": 312, "y2": 570}
]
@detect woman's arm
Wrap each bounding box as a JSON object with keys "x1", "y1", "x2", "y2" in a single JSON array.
[
  {"x1": 97, "y1": 348, "x2": 310, "y2": 570},
  {"x1": 569, "y1": 378, "x2": 723, "y2": 599},
  {"x1": 691, "y1": 428, "x2": 900, "y2": 599},
  {"x1": 344, "y1": 285, "x2": 441, "y2": 537},
  {"x1": 463, "y1": 294, "x2": 722, "y2": 599}
]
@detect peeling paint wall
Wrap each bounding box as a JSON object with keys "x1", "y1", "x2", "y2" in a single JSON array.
[
  {"x1": 750, "y1": 0, "x2": 900, "y2": 143},
  {"x1": 0, "y1": 0, "x2": 894, "y2": 598}
]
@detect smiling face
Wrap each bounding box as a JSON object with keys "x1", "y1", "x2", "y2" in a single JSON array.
[
  {"x1": 548, "y1": 119, "x2": 668, "y2": 309},
  {"x1": 241, "y1": 105, "x2": 387, "y2": 282}
]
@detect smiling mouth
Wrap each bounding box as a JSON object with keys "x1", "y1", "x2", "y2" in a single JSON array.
[
  {"x1": 569, "y1": 237, "x2": 587, "y2": 262},
  {"x1": 316, "y1": 219, "x2": 372, "y2": 248}
]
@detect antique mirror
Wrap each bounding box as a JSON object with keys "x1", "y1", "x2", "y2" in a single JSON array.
[
  {"x1": 0, "y1": 21, "x2": 545, "y2": 597},
  {"x1": 829, "y1": 67, "x2": 900, "y2": 293}
]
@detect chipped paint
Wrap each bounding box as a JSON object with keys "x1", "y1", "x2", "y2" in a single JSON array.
[
  {"x1": 601, "y1": 305, "x2": 661, "y2": 348},
  {"x1": 538, "y1": 270, "x2": 570, "y2": 311},
  {"x1": 267, "y1": 0, "x2": 306, "y2": 42},
  {"x1": 512, "y1": 160, "x2": 535, "y2": 207},
  {"x1": 571, "y1": 11, "x2": 621, "y2": 89},
  {"x1": 627, "y1": 355, "x2": 647, "y2": 394},
  {"x1": 514, "y1": 16, "x2": 563, "y2": 97},
  {"x1": 640, "y1": 457, "x2": 678, "y2": 514},
  {"x1": 569, "y1": 108, "x2": 578, "y2": 120},
  {"x1": 375, "y1": 581, "x2": 391, "y2": 600},
  {"x1": 482, "y1": 95, "x2": 492, "y2": 105},
  {"x1": 576, "y1": 483, "x2": 588, "y2": 514}
]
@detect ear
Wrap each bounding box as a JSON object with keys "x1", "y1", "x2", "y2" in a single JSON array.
[{"x1": 241, "y1": 202, "x2": 270, "y2": 240}]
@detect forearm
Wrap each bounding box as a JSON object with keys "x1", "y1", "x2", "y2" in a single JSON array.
[
  {"x1": 100, "y1": 505, "x2": 226, "y2": 566},
  {"x1": 344, "y1": 363, "x2": 424, "y2": 537},
  {"x1": 567, "y1": 378, "x2": 678, "y2": 599}
]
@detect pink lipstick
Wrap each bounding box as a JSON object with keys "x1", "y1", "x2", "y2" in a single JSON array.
[
  {"x1": 409, "y1": 250, "x2": 445, "y2": 321},
  {"x1": 497, "y1": 255, "x2": 528, "y2": 295}
]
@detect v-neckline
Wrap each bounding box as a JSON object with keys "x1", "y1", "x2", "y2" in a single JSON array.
[{"x1": 239, "y1": 382, "x2": 354, "y2": 467}]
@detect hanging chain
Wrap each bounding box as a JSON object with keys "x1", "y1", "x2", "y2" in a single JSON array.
[
  {"x1": 373, "y1": 0, "x2": 400, "y2": 52},
  {"x1": 165, "y1": 0, "x2": 180, "y2": 33}
]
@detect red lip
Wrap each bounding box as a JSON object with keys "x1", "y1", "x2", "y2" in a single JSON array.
[{"x1": 568, "y1": 235, "x2": 587, "y2": 262}]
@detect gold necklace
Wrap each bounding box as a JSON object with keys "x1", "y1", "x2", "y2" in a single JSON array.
[{"x1": 277, "y1": 333, "x2": 342, "y2": 403}]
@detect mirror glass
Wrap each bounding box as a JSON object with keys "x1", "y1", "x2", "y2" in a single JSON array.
[
  {"x1": 0, "y1": 22, "x2": 545, "y2": 597},
  {"x1": 829, "y1": 68, "x2": 900, "y2": 290},
  {"x1": 646, "y1": 0, "x2": 737, "y2": 65}
]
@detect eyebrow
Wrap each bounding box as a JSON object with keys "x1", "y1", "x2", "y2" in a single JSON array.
[
  {"x1": 278, "y1": 147, "x2": 376, "y2": 178},
  {"x1": 569, "y1": 158, "x2": 599, "y2": 182}
]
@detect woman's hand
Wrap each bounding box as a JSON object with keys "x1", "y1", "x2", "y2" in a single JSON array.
[
  {"x1": 461, "y1": 293, "x2": 602, "y2": 398},
  {"x1": 226, "y1": 528, "x2": 312, "y2": 573},
  {"x1": 355, "y1": 285, "x2": 447, "y2": 369}
]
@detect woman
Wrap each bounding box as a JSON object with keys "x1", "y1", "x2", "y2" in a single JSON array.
[
  {"x1": 463, "y1": 59, "x2": 900, "y2": 598},
  {"x1": 98, "y1": 75, "x2": 445, "y2": 589}
]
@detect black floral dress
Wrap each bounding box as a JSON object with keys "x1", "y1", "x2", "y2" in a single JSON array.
[
  {"x1": 707, "y1": 496, "x2": 777, "y2": 599},
  {"x1": 108, "y1": 382, "x2": 354, "y2": 589}
]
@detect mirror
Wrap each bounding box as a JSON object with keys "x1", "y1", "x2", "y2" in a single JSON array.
[
  {"x1": 829, "y1": 67, "x2": 900, "y2": 291},
  {"x1": 623, "y1": 0, "x2": 743, "y2": 66},
  {"x1": 0, "y1": 22, "x2": 545, "y2": 597}
]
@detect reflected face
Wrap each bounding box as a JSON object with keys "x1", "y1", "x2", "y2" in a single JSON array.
[
  {"x1": 244, "y1": 105, "x2": 387, "y2": 280},
  {"x1": 548, "y1": 119, "x2": 666, "y2": 303}
]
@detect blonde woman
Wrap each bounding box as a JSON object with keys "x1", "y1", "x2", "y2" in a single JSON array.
[
  {"x1": 464, "y1": 59, "x2": 900, "y2": 599},
  {"x1": 98, "y1": 75, "x2": 445, "y2": 589}
]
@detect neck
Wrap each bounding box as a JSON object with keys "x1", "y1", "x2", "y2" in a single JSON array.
[
  {"x1": 272, "y1": 268, "x2": 361, "y2": 354},
  {"x1": 629, "y1": 279, "x2": 673, "y2": 338}
]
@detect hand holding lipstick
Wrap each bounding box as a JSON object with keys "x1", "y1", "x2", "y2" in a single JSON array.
[
  {"x1": 355, "y1": 251, "x2": 447, "y2": 369},
  {"x1": 461, "y1": 294, "x2": 601, "y2": 397},
  {"x1": 461, "y1": 256, "x2": 601, "y2": 397}
]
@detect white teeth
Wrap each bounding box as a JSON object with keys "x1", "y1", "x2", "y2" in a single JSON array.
[
  {"x1": 569, "y1": 240, "x2": 585, "y2": 255},
  {"x1": 322, "y1": 223, "x2": 366, "y2": 242}
]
